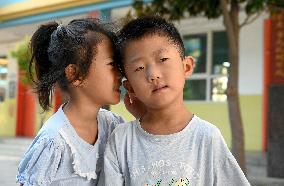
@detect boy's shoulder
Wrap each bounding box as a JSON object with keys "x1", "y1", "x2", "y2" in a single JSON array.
[
  {"x1": 108, "y1": 116, "x2": 223, "y2": 140},
  {"x1": 112, "y1": 120, "x2": 136, "y2": 133},
  {"x1": 191, "y1": 115, "x2": 223, "y2": 139},
  {"x1": 108, "y1": 120, "x2": 137, "y2": 140}
]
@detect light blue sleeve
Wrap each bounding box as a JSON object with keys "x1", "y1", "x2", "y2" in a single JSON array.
[
  {"x1": 109, "y1": 111, "x2": 126, "y2": 124},
  {"x1": 16, "y1": 137, "x2": 62, "y2": 186},
  {"x1": 213, "y1": 129, "x2": 251, "y2": 186},
  {"x1": 98, "y1": 109, "x2": 126, "y2": 141},
  {"x1": 98, "y1": 132, "x2": 124, "y2": 186}
]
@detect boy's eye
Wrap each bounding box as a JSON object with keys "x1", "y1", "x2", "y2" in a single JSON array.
[
  {"x1": 135, "y1": 66, "x2": 144, "y2": 72},
  {"x1": 160, "y1": 58, "x2": 169, "y2": 62}
]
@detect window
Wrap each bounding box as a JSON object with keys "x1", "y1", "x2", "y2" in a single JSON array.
[
  {"x1": 0, "y1": 60, "x2": 8, "y2": 102},
  {"x1": 183, "y1": 31, "x2": 229, "y2": 102}
]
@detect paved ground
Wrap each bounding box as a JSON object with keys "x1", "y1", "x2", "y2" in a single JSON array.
[
  {"x1": 246, "y1": 152, "x2": 284, "y2": 186},
  {"x1": 0, "y1": 138, "x2": 32, "y2": 186},
  {"x1": 1, "y1": 137, "x2": 284, "y2": 186}
]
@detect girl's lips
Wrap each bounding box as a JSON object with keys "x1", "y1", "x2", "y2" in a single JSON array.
[
  {"x1": 114, "y1": 84, "x2": 122, "y2": 92},
  {"x1": 114, "y1": 87, "x2": 121, "y2": 92}
]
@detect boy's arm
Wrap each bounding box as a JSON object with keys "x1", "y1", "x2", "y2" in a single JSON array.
[
  {"x1": 98, "y1": 134, "x2": 124, "y2": 186},
  {"x1": 213, "y1": 129, "x2": 251, "y2": 186}
]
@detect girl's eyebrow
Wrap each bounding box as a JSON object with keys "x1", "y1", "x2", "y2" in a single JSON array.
[
  {"x1": 103, "y1": 55, "x2": 114, "y2": 60},
  {"x1": 104, "y1": 56, "x2": 113, "y2": 60}
]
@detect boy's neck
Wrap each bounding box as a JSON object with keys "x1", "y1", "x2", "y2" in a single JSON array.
[{"x1": 140, "y1": 103, "x2": 193, "y2": 135}]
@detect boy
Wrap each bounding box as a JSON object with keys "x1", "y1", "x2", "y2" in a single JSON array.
[{"x1": 99, "y1": 16, "x2": 250, "y2": 186}]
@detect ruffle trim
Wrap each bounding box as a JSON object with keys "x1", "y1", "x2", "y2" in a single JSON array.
[
  {"x1": 59, "y1": 129, "x2": 98, "y2": 180},
  {"x1": 16, "y1": 174, "x2": 52, "y2": 186}
]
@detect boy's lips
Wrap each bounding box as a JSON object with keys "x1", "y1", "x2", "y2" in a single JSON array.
[{"x1": 152, "y1": 85, "x2": 168, "y2": 93}]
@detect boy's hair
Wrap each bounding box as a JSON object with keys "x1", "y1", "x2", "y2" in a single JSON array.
[
  {"x1": 29, "y1": 18, "x2": 117, "y2": 110},
  {"x1": 117, "y1": 16, "x2": 185, "y2": 76}
]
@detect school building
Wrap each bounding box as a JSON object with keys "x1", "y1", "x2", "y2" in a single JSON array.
[{"x1": 0, "y1": 0, "x2": 276, "y2": 152}]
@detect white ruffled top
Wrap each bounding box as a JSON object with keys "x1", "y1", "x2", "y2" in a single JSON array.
[{"x1": 16, "y1": 104, "x2": 124, "y2": 186}]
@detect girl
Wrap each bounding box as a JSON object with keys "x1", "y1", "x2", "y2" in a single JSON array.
[{"x1": 16, "y1": 18, "x2": 142, "y2": 186}]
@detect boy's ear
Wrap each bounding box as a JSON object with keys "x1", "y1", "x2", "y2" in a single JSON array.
[
  {"x1": 183, "y1": 56, "x2": 195, "y2": 78},
  {"x1": 123, "y1": 80, "x2": 135, "y2": 94},
  {"x1": 65, "y1": 64, "x2": 82, "y2": 87}
]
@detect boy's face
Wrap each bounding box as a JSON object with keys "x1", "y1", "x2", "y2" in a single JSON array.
[{"x1": 123, "y1": 35, "x2": 194, "y2": 109}]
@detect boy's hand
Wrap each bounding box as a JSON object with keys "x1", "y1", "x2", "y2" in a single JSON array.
[{"x1": 124, "y1": 92, "x2": 146, "y2": 119}]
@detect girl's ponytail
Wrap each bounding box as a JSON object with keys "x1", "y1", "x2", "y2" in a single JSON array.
[{"x1": 29, "y1": 22, "x2": 59, "y2": 111}]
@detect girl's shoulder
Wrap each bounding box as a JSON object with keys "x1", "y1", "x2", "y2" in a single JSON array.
[
  {"x1": 98, "y1": 108, "x2": 125, "y2": 125},
  {"x1": 97, "y1": 109, "x2": 125, "y2": 131},
  {"x1": 19, "y1": 105, "x2": 72, "y2": 166},
  {"x1": 18, "y1": 109, "x2": 68, "y2": 164},
  {"x1": 96, "y1": 109, "x2": 126, "y2": 143},
  {"x1": 16, "y1": 123, "x2": 65, "y2": 185}
]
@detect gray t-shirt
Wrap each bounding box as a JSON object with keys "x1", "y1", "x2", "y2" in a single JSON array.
[
  {"x1": 99, "y1": 115, "x2": 250, "y2": 186},
  {"x1": 16, "y1": 105, "x2": 124, "y2": 186}
]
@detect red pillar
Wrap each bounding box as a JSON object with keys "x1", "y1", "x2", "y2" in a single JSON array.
[
  {"x1": 16, "y1": 71, "x2": 36, "y2": 137},
  {"x1": 263, "y1": 18, "x2": 271, "y2": 152},
  {"x1": 16, "y1": 79, "x2": 25, "y2": 136},
  {"x1": 53, "y1": 88, "x2": 62, "y2": 113},
  {"x1": 23, "y1": 89, "x2": 36, "y2": 136}
]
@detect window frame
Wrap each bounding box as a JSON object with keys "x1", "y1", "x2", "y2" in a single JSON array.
[{"x1": 181, "y1": 29, "x2": 229, "y2": 102}]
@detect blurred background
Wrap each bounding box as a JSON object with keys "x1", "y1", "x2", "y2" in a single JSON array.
[{"x1": 0, "y1": 0, "x2": 284, "y2": 185}]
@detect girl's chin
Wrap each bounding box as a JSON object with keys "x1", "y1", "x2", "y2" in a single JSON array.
[{"x1": 109, "y1": 96, "x2": 121, "y2": 105}]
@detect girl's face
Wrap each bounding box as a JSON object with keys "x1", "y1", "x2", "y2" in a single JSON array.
[
  {"x1": 123, "y1": 35, "x2": 194, "y2": 109},
  {"x1": 80, "y1": 37, "x2": 122, "y2": 106}
]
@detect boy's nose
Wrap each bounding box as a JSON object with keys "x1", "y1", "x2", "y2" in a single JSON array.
[
  {"x1": 148, "y1": 75, "x2": 160, "y2": 82},
  {"x1": 147, "y1": 70, "x2": 161, "y2": 82}
]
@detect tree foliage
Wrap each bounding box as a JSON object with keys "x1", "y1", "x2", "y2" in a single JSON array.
[
  {"x1": 131, "y1": 0, "x2": 284, "y2": 20},
  {"x1": 10, "y1": 36, "x2": 33, "y2": 85}
]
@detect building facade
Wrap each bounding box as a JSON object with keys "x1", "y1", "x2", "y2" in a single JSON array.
[{"x1": 0, "y1": 0, "x2": 266, "y2": 151}]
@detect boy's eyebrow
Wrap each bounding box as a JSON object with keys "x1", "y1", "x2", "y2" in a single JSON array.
[
  {"x1": 126, "y1": 56, "x2": 143, "y2": 65},
  {"x1": 153, "y1": 48, "x2": 169, "y2": 56},
  {"x1": 127, "y1": 48, "x2": 169, "y2": 64}
]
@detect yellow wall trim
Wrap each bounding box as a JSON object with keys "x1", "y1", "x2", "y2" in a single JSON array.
[
  {"x1": 111, "y1": 95, "x2": 263, "y2": 151},
  {"x1": 0, "y1": 0, "x2": 105, "y2": 21},
  {"x1": 0, "y1": 58, "x2": 8, "y2": 65}
]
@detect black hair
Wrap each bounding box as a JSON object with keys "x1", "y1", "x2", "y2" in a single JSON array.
[
  {"x1": 117, "y1": 16, "x2": 185, "y2": 76},
  {"x1": 29, "y1": 18, "x2": 117, "y2": 111}
]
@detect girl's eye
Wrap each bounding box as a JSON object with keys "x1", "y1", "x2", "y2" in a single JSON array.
[
  {"x1": 108, "y1": 62, "x2": 115, "y2": 66},
  {"x1": 135, "y1": 66, "x2": 144, "y2": 72},
  {"x1": 160, "y1": 58, "x2": 169, "y2": 62}
]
